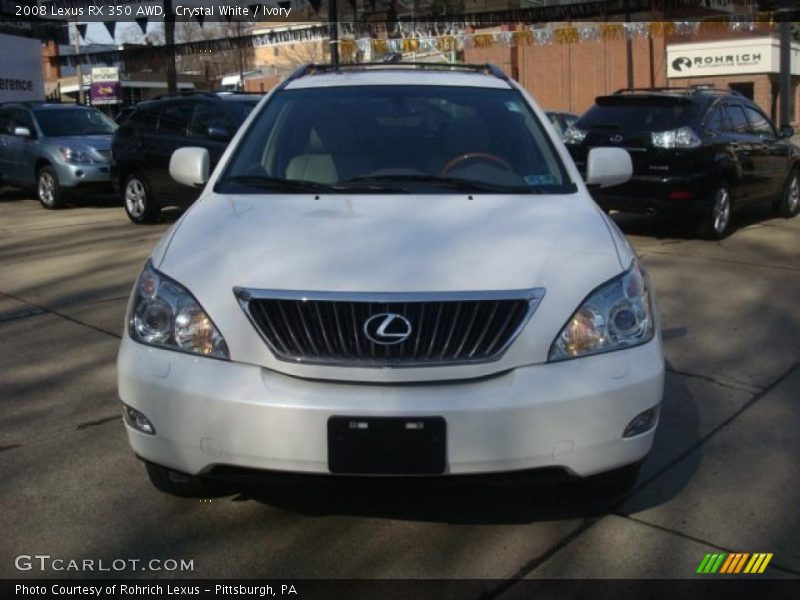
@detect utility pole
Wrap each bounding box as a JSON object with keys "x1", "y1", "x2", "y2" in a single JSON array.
[
  {"x1": 163, "y1": 0, "x2": 177, "y2": 94},
  {"x1": 72, "y1": 17, "x2": 84, "y2": 104},
  {"x1": 329, "y1": 0, "x2": 339, "y2": 67},
  {"x1": 624, "y1": 0, "x2": 633, "y2": 89},
  {"x1": 778, "y1": 0, "x2": 792, "y2": 128}
]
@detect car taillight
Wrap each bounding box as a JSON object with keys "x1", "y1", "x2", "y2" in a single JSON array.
[{"x1": 651, "y1": 126, "x2": 702, "y2": 149}]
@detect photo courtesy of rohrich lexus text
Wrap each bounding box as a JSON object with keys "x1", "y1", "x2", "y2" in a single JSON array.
[{"x1": 1, "y1": 1, "x2": 799, "y2": 599}]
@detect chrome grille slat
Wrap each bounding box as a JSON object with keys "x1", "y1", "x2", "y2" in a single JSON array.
[{"x1": 236, "y1": 288, "x2": 544, "y2": 368}]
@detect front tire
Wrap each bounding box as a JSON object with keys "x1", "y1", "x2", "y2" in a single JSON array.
[
  {"x1": 123, "y1": 173, "x2": 160, "y2": 224},
  {"x1": 37, "y1": 165, "x2": 66, "y2": 209},
  {"x1": 697, "y1": 183, "x2": 732, "y2": 240},
  {"x1": 775, "y1": 169, "x2": 800, "y2": 218}
]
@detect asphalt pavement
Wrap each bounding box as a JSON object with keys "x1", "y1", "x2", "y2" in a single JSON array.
[{"x1": 1, "y1": 190, "x2": 798, "y2": 584}]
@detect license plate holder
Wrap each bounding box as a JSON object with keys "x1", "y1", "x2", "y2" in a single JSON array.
[{"x1": 328, "y1": 416, "x2": 446, "y2": 475}]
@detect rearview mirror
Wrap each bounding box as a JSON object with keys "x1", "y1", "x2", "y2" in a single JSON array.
[
  {"x1": 779, "y1": 125, "x2": 794, "y2": 139},
  {"x1": 13, "y1": 126, "x2": 32, "y2": 138},
  {"x1": 585, "y1": 147, "x2": 632, "y2": 189},
  {"x1": 170, "y1": 147, "x2": 209, "y2": 188}
]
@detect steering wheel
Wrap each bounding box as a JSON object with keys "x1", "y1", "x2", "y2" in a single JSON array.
[{"x1": 440, "y1": 152, "x2": 512, "y2": 176}]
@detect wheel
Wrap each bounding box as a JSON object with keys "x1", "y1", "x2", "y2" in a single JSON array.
[
  {"x1": 37, "y1": 165, "x2": 66, "y2": 209},
  {"x1": 581, "y1": 460, "x2": 643, "y2": 498},
  {"x1": 145, "y1": 462, "x2": 225, "y2": 497},
  {"x1": 697, "y1": 183, "x2": 732, "y2": 240},
  {"x1": 123, "y1": 173, "x2": 160, "y2": 224},
  {"x1": 775, "y1": 169, "x2": 800, "y2": 218}
]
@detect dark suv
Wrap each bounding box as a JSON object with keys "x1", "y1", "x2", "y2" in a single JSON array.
[
  {"x1": 112, "y1": 92, "x2": 261, "y2": 224},
  {"x1": 565, "y1": 87, "x2": 800, "y2": 238}
]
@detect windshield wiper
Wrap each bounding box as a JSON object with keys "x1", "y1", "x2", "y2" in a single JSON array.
[
  {"x1": 345, "y1": 174, "x2": 539, "y2": 194},
  {"x1": 225, "y1": 175, "x2": 334, "y2": 193}
]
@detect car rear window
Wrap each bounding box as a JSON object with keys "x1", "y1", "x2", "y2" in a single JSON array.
[{"x1": 578, "y1": 96, "x2": 702, "y2": 132}]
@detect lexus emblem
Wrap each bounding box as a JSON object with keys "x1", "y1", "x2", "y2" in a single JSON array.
[
  {"x1": 609, "y1": 134, "x2": 623, "y2": 143},
  {"x1": 363, "y1": 313, "x2": 412, "y2": 345}
]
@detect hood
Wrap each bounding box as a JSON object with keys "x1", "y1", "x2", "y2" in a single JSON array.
[
  {"x1": 153, "y1": 192, "x2": 626, "y2": 380},
  {"x1": 43, "y1": 135, "x2": 113, "y2": 152},
  {"x1": 158, "y1": 192, "x2": 623, "y2": 293}
]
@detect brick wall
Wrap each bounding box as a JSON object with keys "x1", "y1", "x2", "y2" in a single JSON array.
[{"x1": 465, "y1": 29, "x2": 668, "y2": 115}]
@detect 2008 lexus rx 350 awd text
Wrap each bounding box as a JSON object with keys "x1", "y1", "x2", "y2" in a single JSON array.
[{"x1": 117, "y1": 63, "x2": 665, "y2": 498}]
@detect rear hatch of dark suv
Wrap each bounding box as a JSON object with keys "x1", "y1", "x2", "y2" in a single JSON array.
[{"x1": 566, "y1": 94, "x2": 707, "y2": 204}]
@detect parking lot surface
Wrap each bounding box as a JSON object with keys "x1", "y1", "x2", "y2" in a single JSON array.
[{"x1": 1, "y1": 191, "x2": 798, "y2": 583}]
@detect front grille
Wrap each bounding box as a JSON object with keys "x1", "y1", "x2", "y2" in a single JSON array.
[{"x1": 236, "y1": 289, "x2": 544, "y2": 367}]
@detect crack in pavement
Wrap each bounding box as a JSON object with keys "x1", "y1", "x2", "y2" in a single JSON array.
[
  {"x1": 642, "y1": 249, "x2": 800, "y2": 272},
  {"x1": 0, "y1": 307, "x2": 48, "y2": 323},
  {"x1": 665, "y1": 366, "x2": 763, "y2": 395},
  {"x1": 491, "y1": 359, "x2": 800, "y2": 592},
  {"x1": 0, "y1": 290, "x2": 122, "y2": 340},
  {"x1": 616, "y1": 514, "x2": 800, "y2": 577},
  {"x1": 75, "y1": 414, "x2": 122, "y2": 431}
]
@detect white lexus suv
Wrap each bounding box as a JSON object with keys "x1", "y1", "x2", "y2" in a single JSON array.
[{"x1": 117, "y1": 63, "x2": 664, "y2": 497}]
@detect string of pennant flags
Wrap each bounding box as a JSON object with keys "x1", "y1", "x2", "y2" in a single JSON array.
[{"x1": 53, "y1": 17, "x2": 774, "y2": 68}]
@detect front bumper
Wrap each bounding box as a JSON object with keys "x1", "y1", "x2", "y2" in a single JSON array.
[
  {"x1": 53, "y1": 161, "x2": 112, "y2": 188},
  {"x1": 117, "y1": 336, "x2": 664, "y2": 479}
]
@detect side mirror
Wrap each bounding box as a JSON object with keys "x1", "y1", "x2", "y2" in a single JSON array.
[
  {"x1": 13, "y1": 126, "x2": 32, "y2": 138},
  {"x1": 779, "y1": 125, "x2": 794, "y2": 139},
  {"x1": 206, "y1": 126, "x2": 231, "y2": 141},
  {"x1": 170, "y1": 147, "x2": 209, "y2": 188},
  {"x1": 585, "y1": 147, "x2": 632, "y2": 189}
]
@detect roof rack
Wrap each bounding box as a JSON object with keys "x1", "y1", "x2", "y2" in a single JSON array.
[
  {"x1": 280, "y1": 62, "x2": 510, "y2": 82},
  {"x1": 613, "y1": 86, "x2": 742, "y2": 97}
]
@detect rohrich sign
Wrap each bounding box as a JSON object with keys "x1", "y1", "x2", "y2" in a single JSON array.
[
  {"x1": 0, "y1": 32, "x2": 44, "y2": 102},
  {"x1": 667, "y1": 37, "x2": 800, "y2": 79}
]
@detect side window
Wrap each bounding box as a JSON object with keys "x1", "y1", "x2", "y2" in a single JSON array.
[
  {"x1": 706, "y1": 106, "x2": 729, "y2": 134},
  {"x1": 0, "y1": 109, "x2": 11, "y2": 134},
  {"x1": 743, "y1": 106, "x2": 775, "y2": 137},
  {"x1": 129, "y1": 106, "x2": 159, "y2": 133},
  {"x1": 157, "y1": 102, "x2": 191, "y2": 136},
  {"x1": 188, "y1": 102, "x2": 233, "y2": 139},
  {"x1": 724, "y1": 104, "x2": 750, "y2": 134}
]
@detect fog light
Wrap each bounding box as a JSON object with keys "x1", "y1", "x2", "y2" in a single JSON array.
[
  {"x1": 121, "y1": 403, "x2": 156, "y2": 435},
  {"x1": 623, "y1": 406, "x2": 659, "y2": 438}
]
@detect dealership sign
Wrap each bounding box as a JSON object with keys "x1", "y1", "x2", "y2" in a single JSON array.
[
  {"x1": 668, "y1": 37, "x2": 800, "y2": 79},
  {"x1": 0, "y1": 32, "x2": 44, "y2": 102},
  {"x1": 90, "y1": 66, "x2": 121, "y2": 105}
]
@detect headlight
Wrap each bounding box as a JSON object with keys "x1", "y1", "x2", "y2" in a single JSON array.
[
  {"x1": 60, "y1": 147, "x2": 95, "y2": 164},
  {"x1": 128, "y1": 261, "x2": 229, "y2": 359},
  {"x1": 549, "y1": 261, "x2": 654, "y2": 361},
  {"x1": 563, "y1": 125, "x2": 587, "y2": 145}
]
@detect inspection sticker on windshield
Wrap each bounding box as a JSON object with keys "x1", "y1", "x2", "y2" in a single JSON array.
[{"x1": 524, "y1": 174, "x2": 558, "y2": 186}]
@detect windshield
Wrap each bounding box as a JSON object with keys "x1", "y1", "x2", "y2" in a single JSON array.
[
  {"x1": 217, "y1": 85, "x2": 574, "y2": 195},
  {"x1": 578, "y1": 97, "x2": 702, "y2": 132},
  {"x1": 34, "y1": 108, "x2": 118, "y2": 137}
]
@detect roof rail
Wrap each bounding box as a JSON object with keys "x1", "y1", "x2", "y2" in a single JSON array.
[
  {"x1": 151, "y1": 90, "x2": 216, "y2": 100},
  {"x1": 283, "y1": 62, "x2": 510, "y2": 81},
  {"x1": 613, "y1": 86, "x2": 742, "y2": 97}
]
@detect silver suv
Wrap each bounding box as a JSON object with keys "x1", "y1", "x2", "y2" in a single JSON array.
[{"x1": 0, "y1": 103, "x2": 117, "y2": 208}]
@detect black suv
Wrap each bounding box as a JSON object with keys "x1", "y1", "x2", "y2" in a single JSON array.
[
  {"x1": 565, "y1": 87, "x2": 800, "y2": 239},
  {"x1": 112, "y1": 92, "x2": 261, "y2": 224}
]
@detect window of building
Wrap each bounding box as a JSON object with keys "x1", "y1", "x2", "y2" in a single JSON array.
[{"x1": 729, "y1": 82, "x2": 754, "y2": 101}]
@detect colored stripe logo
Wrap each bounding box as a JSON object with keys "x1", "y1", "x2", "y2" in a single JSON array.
[{"x1": 697, "y1": 552, "x2": 773, "y2": 574}]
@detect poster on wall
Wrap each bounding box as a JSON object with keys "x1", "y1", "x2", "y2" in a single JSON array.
[
  {"x1": 90, "y1": 66, "x2": 121, "y2": 105},
  {"x1": 0, "y1": 32, "x2": 44, "y2": 102}
]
